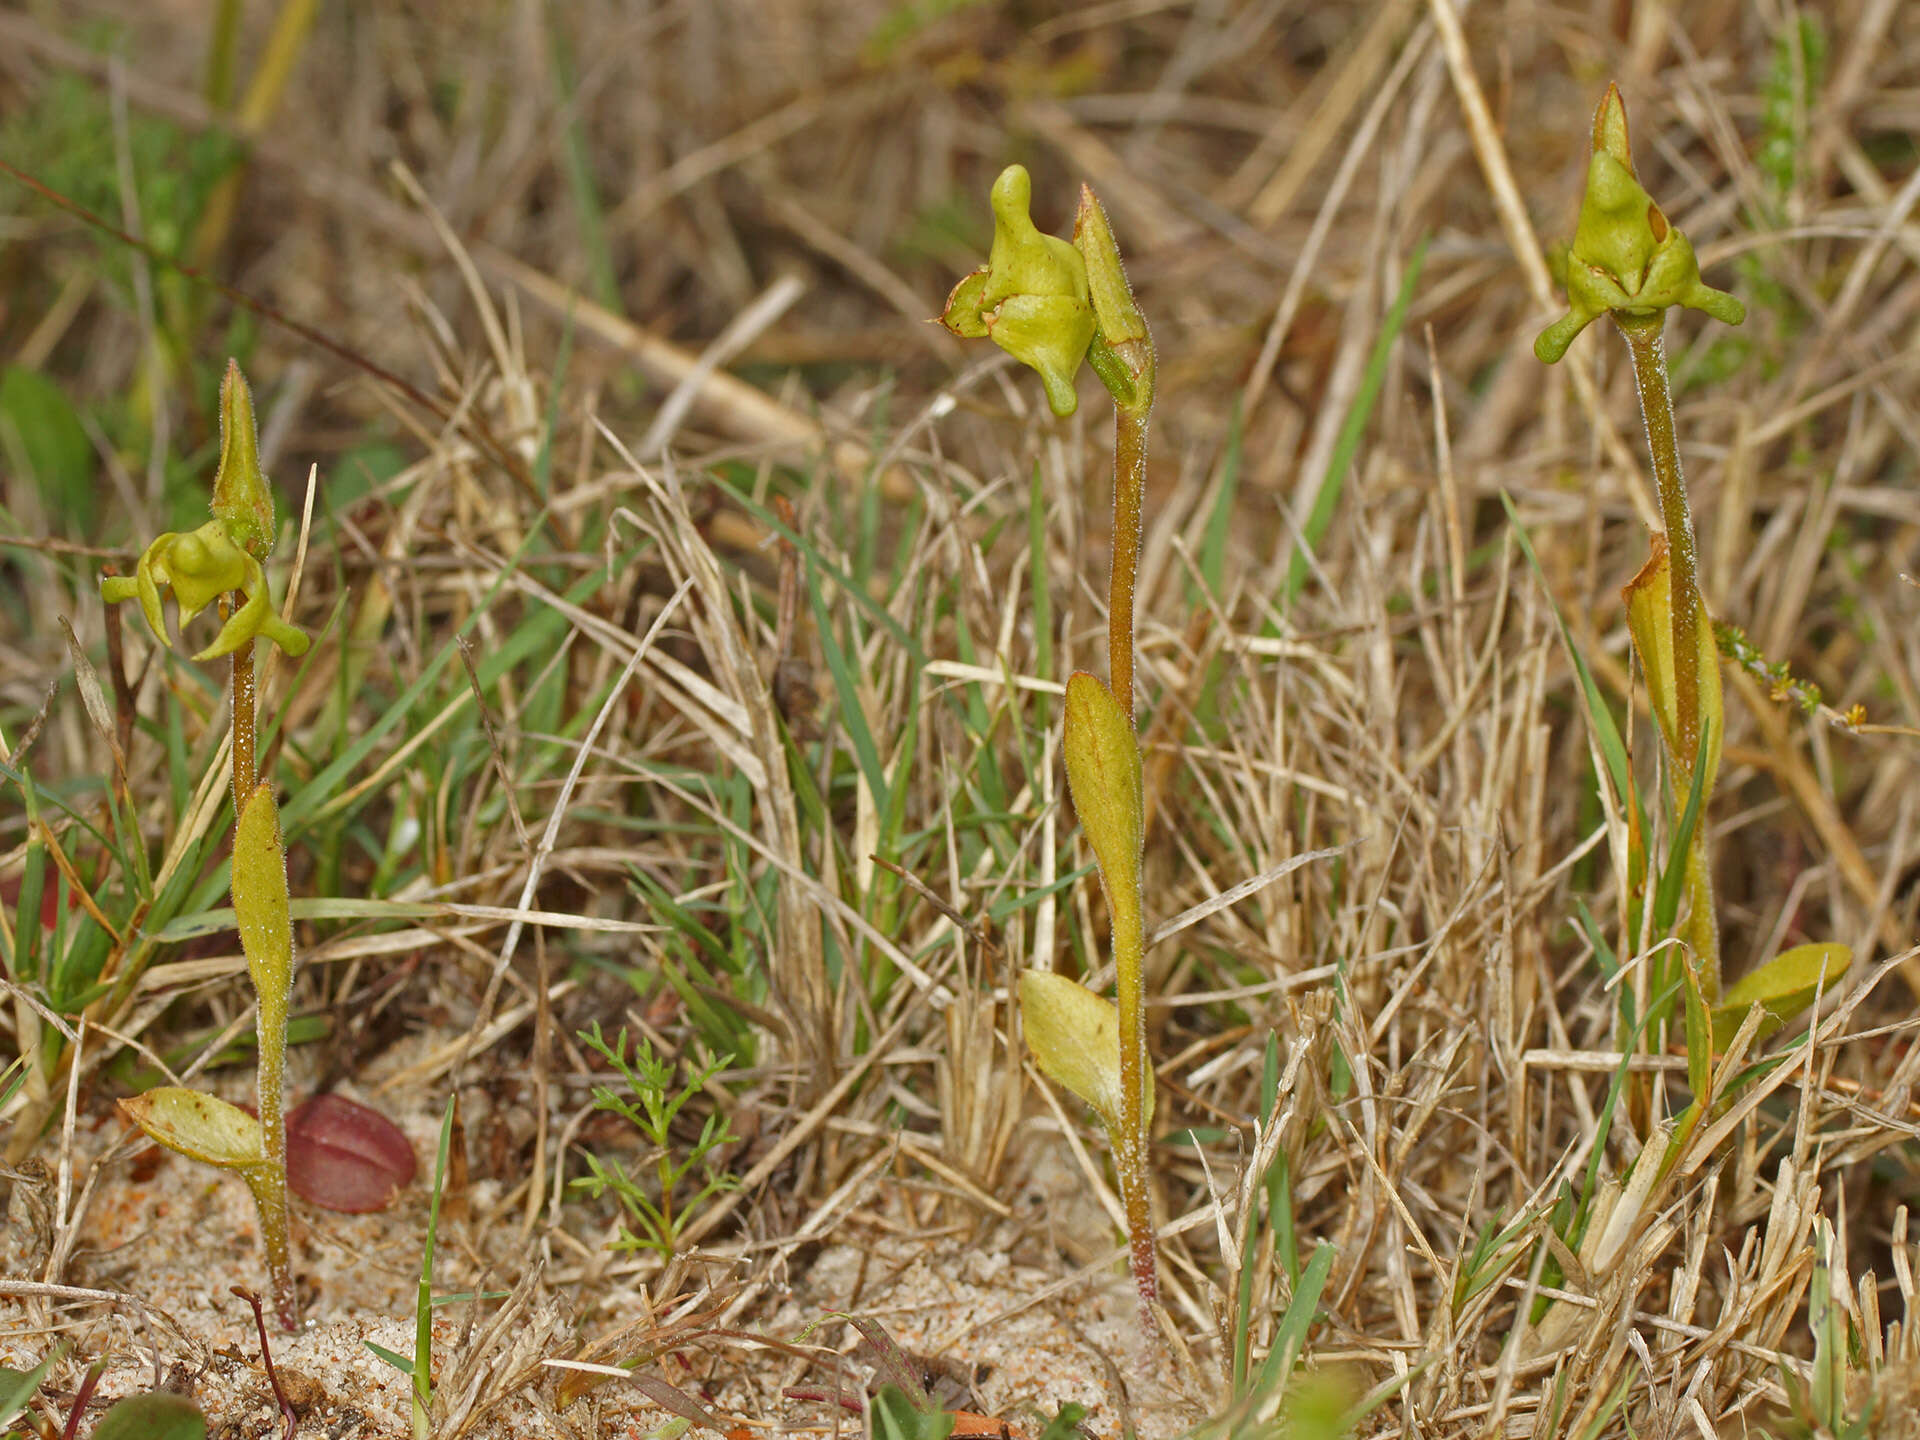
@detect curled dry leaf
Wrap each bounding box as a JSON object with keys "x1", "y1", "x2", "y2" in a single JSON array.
[{"x1": 286, "y1": 1093, "x2": 417, "y2": 1213}]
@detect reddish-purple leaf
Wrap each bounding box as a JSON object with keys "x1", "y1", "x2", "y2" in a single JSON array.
[{"x1": 286, "y1": 1094, "x2": 416, "y2": 1213}]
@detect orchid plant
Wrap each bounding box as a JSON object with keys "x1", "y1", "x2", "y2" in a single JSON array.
[
  {"x1": 940, "y1": 165, "x2": 1161, "y2": 1320},
  {"x1": 102, "y1": 360, "x2": 309, "y2": 1330},
  {"x1": 1536, "y1": 87, "x2": 1850, "y2": 1106}
]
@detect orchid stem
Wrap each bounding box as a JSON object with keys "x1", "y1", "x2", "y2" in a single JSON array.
[
  {"x1": 1110, "y1": 871, "x2": 1154, "y2": 1319},
  {"x1": 1109, "y1": 405, "x2": 1148, "y2": 717},
  {"x1": 232, "y1": 630, "x2": 258, "y2": 800},
  {"x1": 230, "y1": 615, "x2": 294, "y2": 1329},
  {"x1": 1109, "y1": 392, "x2": 1154, "y2": 1316},
  {"x1": 1617, "y1": 309, "x2": 1721, "y2": 997},
  {"x1": 1617, "y1": 312, "x2": 1700, "y2": 767}
]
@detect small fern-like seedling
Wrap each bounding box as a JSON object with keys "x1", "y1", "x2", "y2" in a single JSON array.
[{"x1": 570, "y1": 1022, "x2": 740, "y2": 1257}]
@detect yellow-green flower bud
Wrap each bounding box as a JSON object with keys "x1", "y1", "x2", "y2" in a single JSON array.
[
  {"x1": 210, "y1": 360, "x2": 275, "y2": 560},
  {"x1": 939, "y1": 165, "x2": 1095, "y2": 417},
  {"x1": 1075, "y1": 183, "x2": 1155, "y2": 417},
  {"x1": 1535, "y1": 85, "x2": 1745, "y2": 363}
]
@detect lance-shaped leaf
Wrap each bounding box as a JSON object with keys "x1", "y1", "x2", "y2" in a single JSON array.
[
  {"x1": 1061, "y1": 671, "x2": 1143, "y2": 892},
  {"x1": 1623, "y1": 536, "x2": 1724, "y2": 794},
  {"x1": 233, "y1": 782, "x2": 294, "y2": 1032},
  {"x1": 1710, "y1": 941, "x2": 1851, "y2": 1050},
  {"x1": 1018, "y1": 970, "x2": 1153, "y2": 1128},
  {"x1": 120, "y1": 1087, "x2": 265, "y2": 1170}
]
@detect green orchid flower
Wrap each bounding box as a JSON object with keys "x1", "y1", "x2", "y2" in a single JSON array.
[
  {"x1": 103, "y1": 520, "x2": 309, "y2": 661},
  {"x1": 940, "y1": 164, "x2": 1096, "y2": 416},
  {"x1": 1535, "y1": 84, "x2": 1745, "y2": 363},
  {"x1": 102, "y1": 361, "x2": 307, "y2": 662}
]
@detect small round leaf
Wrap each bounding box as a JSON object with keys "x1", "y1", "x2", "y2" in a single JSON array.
[{"x1": 287, "y1": 1093, "x2": 417, "y2": 1212}]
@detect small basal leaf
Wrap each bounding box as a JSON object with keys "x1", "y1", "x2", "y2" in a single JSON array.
[
  {"x1": 287, "y1": 1093, "x2": 417, "y2": 1212},
  {"x1": 91, "y1": 1391, "x2": 209, "y2": 1440},
  {"x1": 1019, "y1": 970, "x2": 1154, "y2": 1130},
  {"x1": 119, "y1": 1087, "x2": 264, "y2": 1170},
  {"x1": 1710, "y1": 941, "x2": 1851, "y2": 1050}
]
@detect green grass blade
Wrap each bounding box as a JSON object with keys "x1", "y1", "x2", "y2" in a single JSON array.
[
  {"x1": 543, "y1": 10, "x2": 620, "y2": 316},
  {"x1": 1028, "y1": 461, "x2": 1054, "y2": 682},
  {"x1": 1652, "y1": 716, "x2": 1713, "y2": 937},
  {"x1": 808, "y1": 565, "x2": 889, "y2": 809},
  {"x1": 1249, "y1": 1239, "x2": 1334, "y2": 1402},
  {"x1": 1199, "y1": 401, "x2": 1242, "y2": 598},
  {"x1": 1501, "y1": 491, "x2": 1647, "y2": 854},
  {"x1": 1284, "y1": 238, "x2": 1428, "y2": 604}
]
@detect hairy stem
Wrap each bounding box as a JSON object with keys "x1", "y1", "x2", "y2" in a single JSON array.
[
  {"x1": 1109, "y1": 405, "x2": 1149, "y2": 716},
  {"x1": 1683, "y1": 835, "x2": 1720, "y2": 1002},
  {"x1": 257, "y1": 977, "x2": 294, "y2": 1329},
  {"x1": 1617, "y1": 313, "x2": 1699, "y2": 767},
  {"x1": 246, "y1": 1156, "x2": 295, "y2": 1331},
  {"x1": 1106, "y1": 841, "x2": 1156, "y2": 1317},
  {"x1": 229, "y1": 618, "x2": 293, "y2": 1327},
  {"x1": 231, "y1": 628, "x2": 258, "y2": 801},
  {"x1": 1618, "y1": 311, "x2": 1720, "y2": 996}
]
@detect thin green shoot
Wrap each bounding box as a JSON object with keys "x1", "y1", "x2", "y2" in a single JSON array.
[
  {"x1": 544, "y1": 19, "x2": 621, "y2": 318},
  {"x1": 1284, "y1": 238, "x2": 1429, "y2": 605},
  {"x1": 1197, "y1": 402, "x2": 1242, "y2": 599},
  {"x1": 1247, "y1": 1240, "x2": 1335, "y2": 1403},
  {"x1": 1651, "y1": 715, "x2": 1714, "y2": 938},
  {"x1": 1501, "y1": 492, "x2": 1644, "y2": 851},
  {"x1": 365, "y1": 1093, "x2": 455, "y2": 1440},
  {"x1": 1027, "y1": 462, "x2": 1054, "y2": 682},
  {"x1": 412, "y1": 1098, "x2": 453, "y2": 1436}
]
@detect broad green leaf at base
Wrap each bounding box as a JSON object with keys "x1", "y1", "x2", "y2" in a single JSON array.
[{"x1": 1019, "y1": 970, "x2": 1153, "y2": 1128}]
